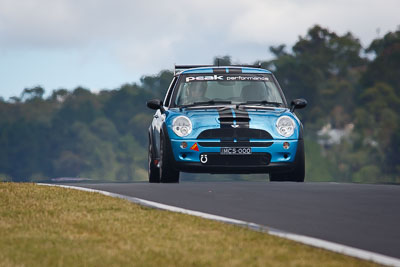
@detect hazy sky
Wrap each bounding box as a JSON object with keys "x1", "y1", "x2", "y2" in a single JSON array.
[{"x1": 0, "y1": 0, "x2": 399, "y2": 99}]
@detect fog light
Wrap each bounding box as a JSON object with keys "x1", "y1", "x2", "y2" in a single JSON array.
[
  {"x1": 180, "y1": 142, "x2": 188, "y2": 149},
  {"x1": 283, "y1": 142, "x2": 290, "y2": 149}
]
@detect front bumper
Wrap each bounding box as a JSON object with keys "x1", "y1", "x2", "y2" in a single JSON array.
[{"x1": 170, "y1": 139, "x2": 300, "y2": 174}]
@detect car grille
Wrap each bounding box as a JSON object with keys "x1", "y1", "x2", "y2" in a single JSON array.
[
  {"x1": 197, "y1": 128, "x2": 273, "y2": 140},
  {"x1": 200, "y1": 153, "x2": 271, "y2": 166}
]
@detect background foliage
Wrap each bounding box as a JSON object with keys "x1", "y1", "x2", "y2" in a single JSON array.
[{"x1": 1, "y1": 25, "x2": 399, "y2": 183}]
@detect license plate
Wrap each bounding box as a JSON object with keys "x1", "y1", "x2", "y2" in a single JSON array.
[{"x1": 220, "y1": 147, "x2": 252, "y2": 155}]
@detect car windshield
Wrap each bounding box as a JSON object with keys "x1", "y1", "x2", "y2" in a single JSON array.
[{"x1": 174, "y1": 73, "x2": 285, "y2": 107}]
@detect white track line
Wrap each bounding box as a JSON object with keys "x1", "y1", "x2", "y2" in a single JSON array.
[{"x1": 38, "y1": 183, "x2": 400, "y2": 267}]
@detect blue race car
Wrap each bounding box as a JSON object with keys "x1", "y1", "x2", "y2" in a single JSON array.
[{"x1": 147, "y1": 65, "x2": 307, "y2": 183}]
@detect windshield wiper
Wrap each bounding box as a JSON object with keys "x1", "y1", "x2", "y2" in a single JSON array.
[
  {"x1": 179, "y1": 100, "x2": 232, "y2": 109},
  {"x1": 237, "y1": 100, "x2": 282, "y2": 108}
]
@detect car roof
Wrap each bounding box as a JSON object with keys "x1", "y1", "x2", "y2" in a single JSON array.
[{"x1": 177, "y1": 66, "x2": 272, "y2": 75}]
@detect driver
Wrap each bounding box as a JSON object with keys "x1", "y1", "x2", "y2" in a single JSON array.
[{"x1": 186, "y1": 82, "x2": 208, "y2": 103}]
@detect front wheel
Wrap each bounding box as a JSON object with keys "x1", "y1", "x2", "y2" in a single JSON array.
[{"x1": 159, "y1": 134, "x2": 180, "y2": 183}]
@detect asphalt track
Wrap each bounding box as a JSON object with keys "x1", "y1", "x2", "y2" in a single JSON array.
[{"x1": 64, "y1": 181, "x2": 400, "y2": 259}]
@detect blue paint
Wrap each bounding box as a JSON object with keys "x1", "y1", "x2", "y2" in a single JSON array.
[
  {"x1": 166, "y1": 107, "x2": 300, "y2": 164},
  {"x1": 242, "y1": 68, "x2": 271, "y2": 74},
  {"x1": 182, "y1": 68, "x2": 214, "y2": 74}
]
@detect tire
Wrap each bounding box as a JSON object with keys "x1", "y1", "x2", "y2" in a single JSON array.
[
  {"x1": 148, "y1": 136, "x2": 160, "y2": 183},
  {"x1": 270, "y1": 140, "x2": 305, "y2": 182},
  {"x1": 159, "y1": 133, "x2": 180, "y2": 183}
]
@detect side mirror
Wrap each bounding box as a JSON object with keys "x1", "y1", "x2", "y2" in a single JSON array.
[
  {"x1": 146, "y1": 99, "x2": 165, "y2": 113},
  {"x1": 290, "y1": 98, "x2": 307, "y2": 112}
]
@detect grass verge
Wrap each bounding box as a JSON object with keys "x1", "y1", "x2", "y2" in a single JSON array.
[{"x1": 0, "y1": 183, "x2": 378, "y2": 266}]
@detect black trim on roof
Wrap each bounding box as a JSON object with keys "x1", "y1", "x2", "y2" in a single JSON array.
[
  {"x1": 174, "y1": 64, "x2": 262, "y2": 74},
  {"x1": 175, "y1": 64, "x2": 262, "y2": 70}
]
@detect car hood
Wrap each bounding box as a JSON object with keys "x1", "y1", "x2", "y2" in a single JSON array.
[{"x1": 166, "y1": 106, "x2": 300, "y2": 139}]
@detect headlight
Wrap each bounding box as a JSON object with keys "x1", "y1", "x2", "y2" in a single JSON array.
[
  {"x1": 276, "y1": 116, "x2": 295, "y2": 137},
  {"x1": 172, "y1": 116, "x2": 192, "y2": 137}
]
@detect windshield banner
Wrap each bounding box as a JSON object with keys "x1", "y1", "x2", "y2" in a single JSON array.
[{"x1": 185, "y1": 75, "x2": 269, "y2": 82}]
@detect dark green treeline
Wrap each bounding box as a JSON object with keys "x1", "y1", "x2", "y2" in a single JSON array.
[{"x1": 0, "y1": 25, "x2": 399, "y2": 183}]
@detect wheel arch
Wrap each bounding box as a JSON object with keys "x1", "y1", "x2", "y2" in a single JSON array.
[
  {"x1": 160, "y1": 123, "x2": 178, "y2": 169},
  {"x1": 148, "y1": 126, "x2": 159, "y2": 160}
]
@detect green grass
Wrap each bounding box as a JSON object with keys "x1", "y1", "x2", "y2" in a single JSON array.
[{"x1": 0, "y1": 183, "x2": 379, "y2": 267}]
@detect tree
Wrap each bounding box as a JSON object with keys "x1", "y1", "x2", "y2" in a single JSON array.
[
  {"x1": 140, "y1": 70, "x2": 174, "y2": 99},
  {"x1": 355, "y1": 82, "x2": 400, "y2": 175},
  {"x1": 21, "y1": 86, "x2": 45, "y2": 101},
  {"x1": 50, "y1": 89, "x2": 70, "y2": 102},
  {"x1": 263, "y1": 25, "x2": 365, "y2": 125},
  {"x1": 213, "y1": 55, "x2": 231, "y2": 66},
  {"x1": 361, "y1": 28, "x2": 400, "y2": 92}
]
